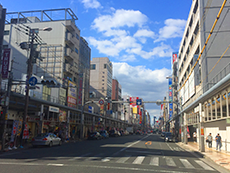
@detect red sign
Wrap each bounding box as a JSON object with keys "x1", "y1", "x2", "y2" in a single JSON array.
[
  {"x1": 172, "y1": 53, "x2": 177, "y2": 64},
  {"x1": 1, "y1": 48, "x2": 11, "y2": 79},
  {"x1": 130, "y1": 97, "x2": 139, "y2": 106}
]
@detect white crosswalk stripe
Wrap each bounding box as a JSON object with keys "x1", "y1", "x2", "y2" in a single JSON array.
[
  {"x1": 165, "y1": 157, "x2": 176, "y2": 167},
  {"x1": 180, "y1": 159, "x2": 195, "y2": 169},
  {"x1": 67, "y1": 153, "x2": 215, "y2": 171},
  {"x1": 132, "y1": 156, "x2": 145, "y2": 164},
  {"x1": 116, "y1": 156, "x2": 131, "y2": 163},
  {"x1": 69, "y1": 153, "x2": 92, "y2": 161},
  {"x1": 195, "y1": 160, "x2": 214, "y2": 170},
  {"x1": 149, "y1": 157, "x2": 159, "y2": 166}
]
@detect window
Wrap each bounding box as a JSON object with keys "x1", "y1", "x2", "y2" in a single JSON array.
[
  {"x1": 4, "y1": 30, "x2": 9, "y2": 35},
  {"x1": 102, "y1": 76, "x2": 104, "y2": 78},
  {"x1": 90, "y1": 64, "x2": 96, "y2": 70},
  {"x1": 3, "y1": 45, "x2": 8, "y2": 49},
  {"x1": 75, "y1": 48, "x2": 78, "y2": 54},
  {"x1": 102, "y1": 79, "x2": 104, "y2": 81},
  {"x1": 76, "y1": 34, "x2": 79, "y2": 40},
  {"x1": 104, "y1": 64, "x2": 107, "y2": 69}
]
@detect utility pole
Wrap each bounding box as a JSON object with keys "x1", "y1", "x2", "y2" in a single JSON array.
[{"x1": 20, "y1": 28, "x2": 35, "y2": 147}]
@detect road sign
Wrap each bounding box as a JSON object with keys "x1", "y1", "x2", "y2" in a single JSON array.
[
  {"x1": 136, "y1": 99, "x2": 142, "y2": 105},
  {"x1": 98, "y1": 99, "x2": 104, "y2": 105},
  {"x1": 29, "y1": 76, "x2": 37, "y2": 86}
]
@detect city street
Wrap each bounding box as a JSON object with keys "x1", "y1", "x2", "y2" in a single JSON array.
[{"x1": 0, "y1": 134, "x2": 226, "y2": 173}]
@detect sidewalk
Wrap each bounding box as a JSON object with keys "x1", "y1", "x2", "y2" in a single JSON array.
[{"x1": 178, "y1": 141, "x2": 230, "y2": 171}]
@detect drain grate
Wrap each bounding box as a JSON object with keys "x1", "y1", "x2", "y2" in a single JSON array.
[{"x1": 220, "y1": 162, "x2": 229, "y2": 165}]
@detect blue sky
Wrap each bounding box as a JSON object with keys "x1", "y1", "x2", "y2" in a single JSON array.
[{"x1": 0, "y1": 0, "x2": 192, "y2": 120}]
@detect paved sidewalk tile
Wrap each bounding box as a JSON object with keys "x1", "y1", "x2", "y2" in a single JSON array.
[{"x1": 178, "y1": 142, "x2": 230, "y2": 171}]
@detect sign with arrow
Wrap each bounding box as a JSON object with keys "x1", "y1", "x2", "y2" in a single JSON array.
[{"x1": 136, "y1": 99, "x2": 142, "y2": 105}]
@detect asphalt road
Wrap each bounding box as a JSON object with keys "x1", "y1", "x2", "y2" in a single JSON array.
[{"x1": 0, "y1": 134, "x2": 226, "y2": 173}]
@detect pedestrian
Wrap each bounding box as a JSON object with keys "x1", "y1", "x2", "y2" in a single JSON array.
[
  {"x1": 193, "y1": 131, "x2": 197, "y2": 142},
  {"x1": 206, "y1": 133, "x2": 213, "y2": 148},
  {"x1": 215, "y1": 133, "x2": 222, "y2": 151}
]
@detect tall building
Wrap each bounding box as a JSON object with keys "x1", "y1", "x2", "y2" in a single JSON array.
[
  {"x1": 112, "y1": 79, "x2": 122, "y2": 119},
  {"x1": 90, "y1": 57, "x2": 112, "y2": 99},
  {"x1": 3, "y1": 8, "x2": 91, "y2": 108},
  {"x1": 177, "y1": 0, "x2": 230, "y2": 151}
]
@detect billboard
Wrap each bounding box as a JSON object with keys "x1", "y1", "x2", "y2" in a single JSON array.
[
  {"x1": 168, "y1": 78, "x2": 173, "y2": 119},
  {"x1": 67, "y1": 81, "x2": 77, "y2": 108},
  {"x1": 78, "y1": 73, "x2": 83, "y2": 106},
  {"x1": 130, "y1": 97, "x2": 139, "y2": 106}
]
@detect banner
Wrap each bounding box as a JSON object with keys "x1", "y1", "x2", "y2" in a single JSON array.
[
  {"x1": 67, "y1": 81, "x2": 77, "y2": 108},
  {"x1": 169, "y1": 78, "x2": 173, "y2": 119},
  {"x1": 1, "y1": 48, "x2": 11, "y2": 79}
]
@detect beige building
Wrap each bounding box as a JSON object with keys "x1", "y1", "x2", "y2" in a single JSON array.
[{"x1": 90, "y1": 57, "x2": 113, "y2": 99}]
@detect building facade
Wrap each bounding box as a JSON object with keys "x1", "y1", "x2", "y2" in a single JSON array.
[
  {"x1": 112, "y1": 79, "x2": 122, "y2": 120},
  {"x1": 90, "y1": 57, "x2": 113, "y2": 99},
  {"x1": 177, "y1": 0, "x2": 230, "y2": 151}
]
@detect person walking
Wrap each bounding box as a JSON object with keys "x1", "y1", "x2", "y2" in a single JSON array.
[
  {"x1": 215, "y1": 133, "x2": 222, "y2": 151},
  {"x1": 193, "y1": 131, "x2": 197, "y2": 142},
  {"x1": 206, "y1": 133, "x2": 213, "y2": 148}
]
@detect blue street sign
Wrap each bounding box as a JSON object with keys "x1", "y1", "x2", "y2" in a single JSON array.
[
  {"x1": 136, "y1": 99, "x2": 142, "y2": 105},
  {"x1": 29, "y1": 76, "x2": 37, "y2": 86}
]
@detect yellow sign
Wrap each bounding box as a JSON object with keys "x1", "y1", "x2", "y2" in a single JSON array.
[{"x1": 145, "y1": 141, "x2": 152, "y2": 145}]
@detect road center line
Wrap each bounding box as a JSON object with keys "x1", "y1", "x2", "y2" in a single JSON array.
[{"x1": 112, "y1": 135, "x2": 149, "y2": 156}]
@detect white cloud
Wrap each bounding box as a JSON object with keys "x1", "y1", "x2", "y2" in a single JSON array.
[
  {"x1": 91, "y1": 9, "x2": 148, "y2": 32},
  {"x1": 134, "y1": 29, "x2": 155, "y2": 38},
  {"x1": 81, "y1": 0, "x2": 102, "y2": 9},
  {"x1": 126, "y1": 43, "x2": 173, "y2": 59},
  {"x1": 113, "y1": 62, "x2": 171, "y2": 117},
  {"x1": 155, "y1": 19, "x2": 187, "y2": 42}
]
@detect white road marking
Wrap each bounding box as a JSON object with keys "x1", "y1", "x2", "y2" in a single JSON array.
[
  {"x1": 195, "y1": 160, "x2": 214, "y2": 170},
  {"x1": 180, "y1": 159, "x2": 195, "y2": 169},
  {"x1": 116, "y1": 156, "x2": 130, "y2": 163},
  {"x1": 69, "y1": 153, "x2": 91, "y2": 161},
  {"x1": 133, "y1": 156, "x2": 145, "y2": 164},
  {"x1": 166, "y1": 143, "x2": 174, "y2": 151},
  {"x1": 165, "y1": 157, "x2": 176, "y2": 167},
  {"x1": 101, "y1": 157, "x2": 111, "y2": 162},
  {"x1": 47, "y1": 163, "x2": 64, "y2": 166},
  {"x1": 113, "y1": 135, "x2": 149, "y2": 155},
  {"x1": 150, "y1": 157, "x2": 159, "y2": 166}
]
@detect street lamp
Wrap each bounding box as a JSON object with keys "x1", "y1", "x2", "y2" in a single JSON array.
[{"x1": 20, "y1": 26, "x2": 52, "y2": 148}]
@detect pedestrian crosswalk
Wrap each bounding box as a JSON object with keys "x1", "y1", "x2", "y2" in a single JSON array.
[{"x1": 66, "y1": 153, "x2": 215, "y2": 171}]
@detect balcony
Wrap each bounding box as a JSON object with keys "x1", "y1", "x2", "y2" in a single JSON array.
[
  {"x1": 65, "y1": 32, "x2": 79, "y2": 46},
  {"x1": 64, "y1": 47, "x2": 79, "y2": 61}
]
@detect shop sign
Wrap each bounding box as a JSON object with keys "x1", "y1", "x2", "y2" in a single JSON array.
[
  {"x1": 49, "y1": 106, "x2": 59, "y2": 113},
  {"x1": 28, "y1": 117, "x2": 40, "y2": 122},
  {"x1": 201, "y1": 126, "x2": 204, "y2": 136}
]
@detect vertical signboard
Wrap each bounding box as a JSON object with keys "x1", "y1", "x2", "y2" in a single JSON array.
[
  {"x1": 78, "y1": 73, "x2": 83, "y2": 106},
  {"x1": 1, "y1": 48, "x2": 11, "y2": 79},
  {"x1": 169, "y1": 78, "x2": 173, "y2": 119},
  {"x1": 67, "y1": 81, "x2": 77, "y2": 108},
  {"x1": 172, "y1": 52, "x2": 178, "y2": 64}
]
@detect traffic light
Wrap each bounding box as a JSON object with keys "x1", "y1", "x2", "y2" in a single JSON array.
[{"x1": 41, "y1": 80, "x2": 58, "y2": 87}]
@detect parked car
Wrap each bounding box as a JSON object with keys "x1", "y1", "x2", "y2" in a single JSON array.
[
  {"x1": 100, "y1": 130, "x2": 109, "y2": 139},
  {"x1": 109, "y1": 129, "x2": 120, "y2": 137},
  {"x1": 164, "y1": 132, "x2": 174, "y2": 142},
  {"x1": 32, "y1": 133, "x2": 62, "y2": 147},
  {"x1": 161, "y1": 132, "x2": 166, "y2": 137},
  {"x1": 88, "y1": 131, "x2": 102, "y2": 140}
]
